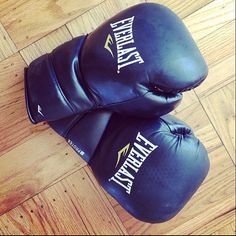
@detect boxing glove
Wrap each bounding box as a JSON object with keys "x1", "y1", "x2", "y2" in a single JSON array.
[
  {"x1": 25, "y1": 3, "x2": 208, "y2": 124},
  {"x1": 49, "y1": 111, "x2": 210, "y2": 223}
]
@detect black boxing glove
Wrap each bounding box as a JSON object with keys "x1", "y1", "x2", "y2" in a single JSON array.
[
  {"x1": 49, "y1": 111, "x2": 210, "y2": 223},
  {"x1": 25, "y1": 3, "x2": 208, "y2": 124}
]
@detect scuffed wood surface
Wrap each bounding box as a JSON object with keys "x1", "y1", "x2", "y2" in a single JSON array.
[
  {"x1": 0, "y1": 0, "x2": 235, "y2": 235},
  {"x1": 0, "y1": 0, "x2": 104, "y2": 49}
]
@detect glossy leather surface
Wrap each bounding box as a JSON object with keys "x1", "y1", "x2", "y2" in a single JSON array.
[
  {"x1": 25, "y1": 3, "x2": 208, "y2": 124},
  {"x1": 49, "y1": 110, "x2": 111, "y2": 162},
  {"x1": 49, "y1": 112, "x2": 209, "y2": 223}
]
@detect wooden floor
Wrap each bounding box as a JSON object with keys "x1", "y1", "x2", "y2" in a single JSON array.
[{"x1": 0, "y1": 0, "x2": 235, "y2": 235}]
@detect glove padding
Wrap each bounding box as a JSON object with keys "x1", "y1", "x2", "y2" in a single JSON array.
[
  {"x1": 25, "y1": 3, "x2": 208, "y2": 124},
  {"x1": 49, "y1": 111, "x2": 209, "y2": 223}
]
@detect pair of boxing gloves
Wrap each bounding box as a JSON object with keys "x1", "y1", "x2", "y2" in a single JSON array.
[{"x1": 24, "y1": 3, "x2": 210, "y2": 223}]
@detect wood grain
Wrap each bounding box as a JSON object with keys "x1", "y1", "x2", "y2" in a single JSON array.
[
  {"x1": 184, "y1": 0, "x2": 235, "y2": 42},
  {"x1": 176, "y1": 103, "x2": 222, "y2": 152},
  {"x1": 213, "y1": 220, "x2": 235, "y2": 235},
  {"x1": 0, "y1": 23, "x2": 16, "y2": 62},
  {"x1": 172, "y1": 90, "x2": 199, "y2": 115},
  {"x1": 67, "y1": 167, "x2": 127, "y2": 235},
  {"x1": 0, "y1": 38, "x2": 88, "y2": 217},
  {"x1": 0, "y1": 167, "x2": 127, "y2": 235},
  {"x1": 0, "y1": 23, "x2": 83, "y2": 219},
  {"x1": 0, "y1": 0, "x2": 104, "y2": 49},
  {"x1": 67, "y1": 0, "x2": 145, "y2": 37},
  {"x1": 67, "y1": 0, "x2": 214, "y2": 38},
  {"x1": 0, "y1": 0, "x2": 235, "y2": 234},
  {"x1": 0, "y1": 195, "x2": 87, "y2": 235},
  {"x1": 192, "y1": 209, "x2": 235, "y2": 235},
  {"x1": 193, "y1": 20, "x2": 235, "y2": 101},
  {"x1": 146, "y1": 0, "x2": 213, "y2": 19},
  {"x1": 202, "y1": 81, "x2": 235, "y2": 163},
  {"x1": 20, "y1": 26, "x2": 72, "y2": 65},
  {"x1": 195, "y1": 54, "x2": 235, "y2": 98},
  {"x1": 0, "y1": 127, "x2": 86, "y2": 216},
  {"x1": 0, "y1": 53, "x2": 47, "y2": 157},
  {"x1": 198, "y1": 20, "x2": 235, "y2": 67}
]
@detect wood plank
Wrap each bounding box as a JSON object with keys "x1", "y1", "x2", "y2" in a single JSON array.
[
  {"x1": 0, "y1": 0, "x2": 234, "y2": 234},
  {"x1": 0, "y1": 25, "x2": 82, "y2": 217},
  {"x1": 198, "y1": 20, "x2": 235, "y2": 67},
  {"x1": 201, "y1": 81, "x2": 235, "y2": 163},
  {"x1": 65, "y1": 167, "x2": 127, "y2": 235},
  {"x1": 176, "y1": 103, "x2": 222, "y2": 152},
  {"x1": 192, "y1": 209, "x2": 235, "y2": 235},
  {"x1": 172, "y1": 90, "x2": 199, "y2": 115},
  {"x1": 0, "y1": 26, "x2": 75, "y2": 157},
  {"x1": 105, "y1": 103, "x2": 235, "y2": 234},
  {"x1": 0, "y1": 167, "x2": 128, "y2": 235},
  {"x1": 212, "y1": 220, "x2": 235, "y2": 235},
  {"x1": 21, "y1": 0, "x2": 144, "y2": 64},
  {"x1": 194, "y1": 21, "x2": 235, "y2": 101},
  {"x1": 146, "y1": 0, "x2": 213, "y2": 19},
  {"x1": 195, "y1": 54, "x2": 235, "y2": 98},
  {"x1": 67, "y1": 0, "x2": 216, "y2": 38},
  {"x1": 20, "y1": 26, "x2": 72, "y2": 65},
  {"x1": 67, "y1": 0, "x2": 145, "y2": 37},
  {"x1": 184, "y1": 0, "x2": 235, "y2": 42},
  {"x1": 0, "y1": 0, "x2": 104, "y2": 49},
  {"x1": 0, "y1": 214, "x2": 24, "y2": 235},
  {"x1": 0, "y1": 23, "x2": 16, "y2": 62},
  {"x1": 0, "y1": 128, "x2": 86, "y2": 216},
  {"x1": 0, "y1": 185, "x2": 89, "y2": 235},
  {"x1": 0, "y1": 53, "x2": 47, "y2": 157},
  {"x1": 166, "y1": 195, "x2": 235, "y2": 235}
]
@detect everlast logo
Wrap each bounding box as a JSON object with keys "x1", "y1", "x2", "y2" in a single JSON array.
[
  {"x1": 104, "y1": 16, "x2": 144, "y2": 73},
  {"x1": 109, "y1": 132, "x2": 158, "y2": 194}
]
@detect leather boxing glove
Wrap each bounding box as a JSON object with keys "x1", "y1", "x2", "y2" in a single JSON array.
[
  {"x1": 25, "y1": 3, "x2": 208, "y2": 124},
  {"x1": 49, "y1": 112, "x2": 210, "y2": 223}
]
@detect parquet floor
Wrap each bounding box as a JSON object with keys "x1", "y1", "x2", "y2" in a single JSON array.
[{"x1": 0, "y1": 0, "x2": 235, "y2": 235}]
